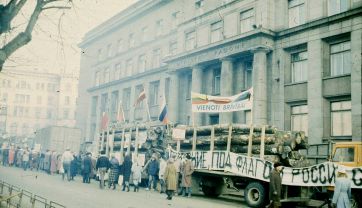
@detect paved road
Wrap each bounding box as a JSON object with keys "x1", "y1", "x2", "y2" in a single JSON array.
[{"x1": 0, "y1": 166, "x2": 246, "y2": 208}]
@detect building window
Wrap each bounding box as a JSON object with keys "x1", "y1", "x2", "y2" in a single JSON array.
[
  {"x1": 97, "y1": 49, "x2": 102, "y2": 62},
  {"x1": 240, "y1": 9, "x2": 255, "y2": 34},
  {"x1": 172, "y1": 11, "x2": 180, "y2": 29},
  {"x1": 330, "y1": 41, "x2": 351, "y2": 76},
  {"x1": 288, "y1": 0, "x2": 305, "y2": 27},
  {"x1": 126, "y1": 59, "x2": 133, "y2": 76},
  {"x1": 48, "y1": 96, "x2": 54, "y2": 106},
  {"x1": 331, "y1": 100, "x2": 351, "y2": 136},
  {"x1": 111, "y1": 91, "x2": 119, "y2": 122},
  {"x1": 291, "y1": 105, "x2": 308, "y2": 136},
  {"x1": 291, "y1": 51, "x2": 308, "y2": 83},
  {"x1": 106, "y1": 44, "x2": 112, "y2": 57},
  {"x1": 141, "y1": 27, "x2": 148, "y2": 42},
  {"x1": 117, "y1": 39, "x2": 124, "y2": 53},
  {"x1": 63, "y1": 109, "x2": 69, "y2": 119},
  {"x1": 149, "y1": 81, "x2": 160, "y2": 106},
  {"x1": 169, "y1": 41, "x2": 178, "y2": 55},
  {"x1": 195, "y1": 0, "x2": 204, "y2": 9},
  {"x1": 209, "y1": 114, "x2": 219, "y2": 125},
  {"x1": 328, "y1": 0, "x2": 349, "y2": 16},
  {"x1": 95, "y1": 71, "x2": 100, "y2": 86},
  {"x1": 64, "y1": 96, "x2": 70, "y2": 105},
  {"x1": 123, "y1": 88, "x2": 131, "y2": 112},
  {"x1": 135, "y1": 85, "x2": 144, "y2": 108},
  {"x1": 185, "y1": 31, "x2": 196, "y2": 51},
  {"x1": 47, "y1": 109, "x2": 52, "y2": 119},
  {"x1": 114, "y1": 63, "x2": 121, "y2": 80},
  {"x1": 153, "y1": 49, "x2": 161, "y2": 68},
  {"x1": 210, "y1": 21, "x2": 223, "y2": 43},
  {"x1": 244, "y1": 61, "x2": 253, "y2": 89},
  {"x1": 104, "y1": 67, "x2": 110, "y2": 83},
  {"x1": 156, "y1": 19, "x2": 164, "y2": 37},
  {"x1": 213, "y1": 69, "x2": 220, "y2": 95},
  {"x1": 138, "y1": 54, "x2": 146, "y2": 73},
  {"x1": 91, "y1": 96, "x2": 98, "y2": 117},
  {"x1": 35, "y1": 108, "x2": 41, "y2": 119},
  {"x1": 128, "y1": 33, "x2": 135, "y2": 48}
]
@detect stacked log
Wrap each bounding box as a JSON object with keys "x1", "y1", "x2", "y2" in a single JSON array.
[{"x1": 168, "y1": 125, "x2": 309, "y2": 167}]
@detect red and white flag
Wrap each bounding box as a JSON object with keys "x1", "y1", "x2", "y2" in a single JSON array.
[
  {"x1": 117, "y1": 101, "x2": 126, "y2": 123},
  {"x1": 134, "y1": 88, "x2": 146, "y2": 107},
  {"x1": 100, "y1": 111, "x2": 109, "y2": 131}
]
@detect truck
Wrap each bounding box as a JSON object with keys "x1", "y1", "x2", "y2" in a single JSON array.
[{"x1": 97, "y1": 122, "x2": 362, "y2": 207}]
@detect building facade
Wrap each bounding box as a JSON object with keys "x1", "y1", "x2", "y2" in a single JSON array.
[
  {"x1": 77, "y1": 0, "x2": 361, "y2": 144},
  {"x1": 0, "y1": 69, "x2": 78, "y2": 138}
]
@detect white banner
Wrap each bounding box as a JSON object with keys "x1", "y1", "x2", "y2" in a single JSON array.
[
  {"x1": 168, "y1": 149, "x2": 362, "y2": 189},
  {"x1": 191, "y1": 89, "x2": 252, "y2": 112}
]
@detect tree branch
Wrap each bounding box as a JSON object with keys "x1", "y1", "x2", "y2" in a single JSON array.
[{"x1": 42, "y1": 6, "x2": 71, "y2": 10}]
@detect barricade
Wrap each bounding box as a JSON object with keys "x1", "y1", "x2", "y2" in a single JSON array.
[{"x1": 0, "y1": 180, "x2": 65, "y2": 208}]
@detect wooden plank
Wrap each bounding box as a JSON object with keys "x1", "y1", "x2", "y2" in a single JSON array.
[
  {"x1": 247, "y1": 125, "x2": 254, "y2": 157},
  {"x1": 260, "y1": 125, "x2": 266, "y2": 159},
  {"x1": 210, "y1": 125, "x2": 215, "y2": 152},
  {"x1": 226, "y1": 124, "x2": 232, "y2": 152},
  {"x1": 176, "y1": 140, "x2": 180, "y2": 152},
  {"x1": 192, "y1": 127, "x2": 197, "y2": 151},
  {"x1": 134, "y1": 125, "x2": 139, "y2": 156}
]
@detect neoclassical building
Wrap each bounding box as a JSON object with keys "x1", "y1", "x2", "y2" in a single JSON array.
[
  {"x1": 77, "y1": 0, "x2": 361, "y2": 144},
  {"x1": 0, "y1": 69, "x2": 78, "y2": 138}
]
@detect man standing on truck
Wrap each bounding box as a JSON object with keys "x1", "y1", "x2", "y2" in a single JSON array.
[{"x1": 269, "y1": 162, "x2": 282, "y2": 208}]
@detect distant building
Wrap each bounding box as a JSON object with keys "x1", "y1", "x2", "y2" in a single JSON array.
[
  {"x1": 77, "y1": 0, "x2": 361, "y2": 144},
  {"x1": 0, "y1": 69, "x2": 78, "y2": 138}
]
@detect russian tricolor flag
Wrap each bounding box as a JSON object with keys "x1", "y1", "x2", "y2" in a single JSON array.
[{"x1": 158, "y1": 95, "x2": 168, "y2": 124}]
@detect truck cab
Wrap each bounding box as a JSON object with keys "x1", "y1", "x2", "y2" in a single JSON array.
[{"x1": 331, "y1": 142, "x2": 362, "y2": 167}]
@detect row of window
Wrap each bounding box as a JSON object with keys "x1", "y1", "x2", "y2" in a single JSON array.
[
  {"x1": 11, "y1": 107, "x2": 73, "y2": 120},
  {"x1": 291, "y1": 100, "x2": 351, "y2": 137},
  {"x1": 91, "y1": 79, "x2": 170, "y2": 122},
  {"x1": 0, "y1": 94, "x2": 71, "y2": 106},
  {"x1": 290, "y1": 40, "x2": 351, "y2": 83}
]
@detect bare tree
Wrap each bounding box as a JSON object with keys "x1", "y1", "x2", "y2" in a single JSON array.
[{"x1": 0, "y1": 0, "x2": 71, "y2": 72}]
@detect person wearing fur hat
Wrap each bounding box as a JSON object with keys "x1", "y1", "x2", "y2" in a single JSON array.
[
  {"x1": 268, "y1": 162, "x2": 283, "y2": 208},
  {"x1": 332, "y1": 167, "x2": 351, "y2": 208}
]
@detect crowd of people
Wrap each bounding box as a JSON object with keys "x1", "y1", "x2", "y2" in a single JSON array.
[{"x1": 0, "y1": 145, "x2": 194, "y2": 201}]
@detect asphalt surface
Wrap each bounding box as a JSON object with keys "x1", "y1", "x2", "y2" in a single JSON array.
[{"x1": 0, "y1": 166, "x2": 246, "y2": 208}]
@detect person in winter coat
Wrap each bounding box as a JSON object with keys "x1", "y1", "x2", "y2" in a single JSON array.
[
  {"x1": 108, "y1": 154, "x2": 119, "y2": 190},
  {"x1": 50, "y1": 151, "x2": 58, "y2": 175},
  {"x1": 159, "y1": 157, "x2": 167, "y2": 194},
  {"x1": 61, "y1": 148, "x2": 74, "y2": 181},
  {"x1": 164, "y1": 158, "x2": 177, "y2": 200},
  {"x1": 96, "y1": 151, "x2": 110, "y2": 189},
  {"x1": 82, "y1": 153, "x2": 93, "y2": 183},
  {"x1": 131, "y1": 159, "x2": 143, "y2": 192},
  {"x1": 146, "y1": 156, "x2": 159, "y2": 191},
  {"x1": 70, "y1": 154, "x2": 78, "y2": 180},
  {"x1": 121, "y1": 154, "x2": 133, "y2": 192},
  {"x1": 269, "y1": 162, "x2": 283, "y2": 208},
  {"x1": 332, "y1": 167, "x2": 351, "y2": 208},
  {"x1": 181, "y1": 154, "x2": 194, "y2": 197},
  {"x1": 44, "y1": 150, "x2": 52, "y2": 174},
  {"x1": 8, "y1": 146, "x2": 15, "y2": 166},
  {"x1": 22, "y1": 149, "x2": 30, "y2": 171}
]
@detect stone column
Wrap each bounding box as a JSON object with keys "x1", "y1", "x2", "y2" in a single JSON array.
[
  {"x1": 220, "y1": 58, "x2": 233, "y2": 124},
  {"x1": 252, "y1": 47, "x2": 269, "y2": 125},
  {"x1": 129, "y1": 86, "x2": 135, "y2": 122},
  {"x1": 307, "y1": 39, "x2": 323, "y2": 144},
  {"x1": 351, "y1": 29, "x2": 362, "y2": 141},
  {"x1": 192, "y1": 65, "x2": 203, "y2": 126},
  {"x1": 168, "y1": 72, "x2": 179, "y2": 123}
]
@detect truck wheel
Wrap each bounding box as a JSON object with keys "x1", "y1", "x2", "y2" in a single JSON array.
[{"x1": 244, "y1": 182, "x2": 266, "y2": 208}]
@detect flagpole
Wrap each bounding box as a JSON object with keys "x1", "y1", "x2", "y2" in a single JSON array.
[{"x1": 145, "y1": 100, "x2": 151, "y2": 122}]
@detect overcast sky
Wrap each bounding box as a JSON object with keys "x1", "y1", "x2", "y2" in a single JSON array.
[{"x1": 2, "y1": 0, "x2": 136, "y2": 75}]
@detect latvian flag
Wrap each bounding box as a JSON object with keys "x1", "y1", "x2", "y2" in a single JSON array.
[
  {"x1": 158, "y1": 95, "x2": 168, "y2": 124},
  {"x1": 101, "y1": 111, "x2": 109, "y2": 131},
  {"x1": 134, "y1": 88, "x2": 146, "y2": 107}
]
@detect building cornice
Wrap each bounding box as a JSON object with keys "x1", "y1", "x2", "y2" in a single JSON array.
[
  {"x1": 87, "y1": 66, "x2": 168, "y2": 93},
  {"x1": 79, "y1": 0, "x2": 170, "y2": 48}
]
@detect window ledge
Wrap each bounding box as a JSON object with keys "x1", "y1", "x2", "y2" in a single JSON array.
[
  {"x1": 284, "y1": 81, "x2": 307, "y2": 87},
  {"x1": 323, "y1": 74, "x2": 350, "y2": 80}
]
